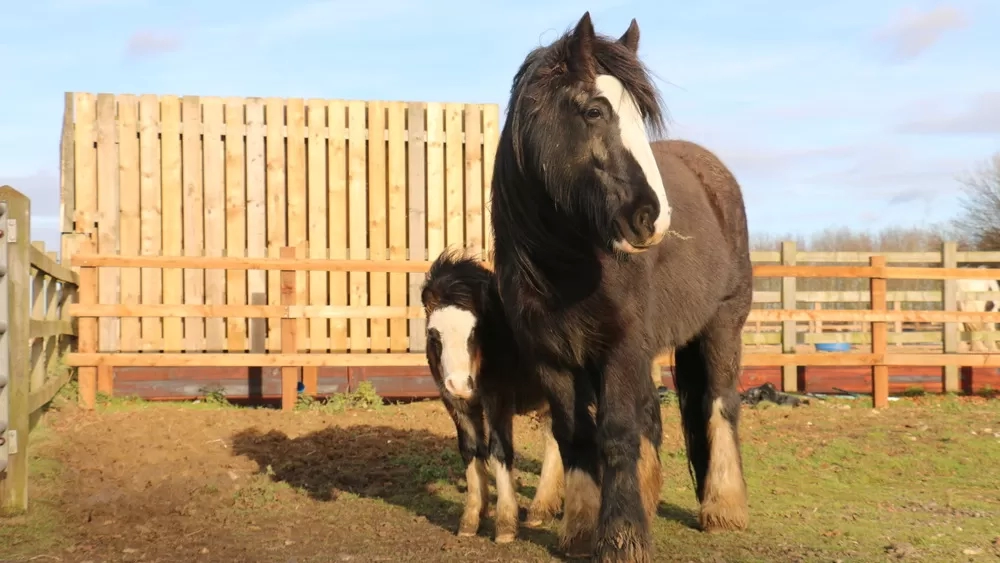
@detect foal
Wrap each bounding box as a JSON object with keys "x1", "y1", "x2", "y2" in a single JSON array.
[{"x1": 421, "y1": 249, "x2": 566, "y2": 543}]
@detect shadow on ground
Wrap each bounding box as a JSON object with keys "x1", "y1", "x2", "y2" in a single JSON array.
[
  {"x1": 658, "y1": 502, "x2": 700, "y2": 530},
  {"x1": 230, "y1": 424, "x2": 564, "y2": 551}
]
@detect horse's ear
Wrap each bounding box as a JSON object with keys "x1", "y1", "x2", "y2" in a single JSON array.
[
  {"x1": 619, "y1": 18, "x2": 640, "y2": 53},
  {"x1": 568, "y1": 11, "x2": 596, "y2": 80}
]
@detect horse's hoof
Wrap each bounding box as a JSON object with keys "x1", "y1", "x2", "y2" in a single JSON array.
[
  {"x1": 494, "y1": 533, "x2": 515, "y2": 544},
  {"x1": 594, "y1": 518, "x2": 650, "y2": 563},
  {"x1": 524, "y1": 507, "x2": 558, "y2": 528},
  {"x1": 457, "y1": 519, "x2": 480, "y2": 538},
  {"x1": 699, "y1": 498, "x2": 748, "y2": 533}
]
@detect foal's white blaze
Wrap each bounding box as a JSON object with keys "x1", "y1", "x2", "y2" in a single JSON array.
[
  {"x1": 427, "y1": 305, "x2": 478, "y2": 400},
  {"x1": 595, "y1": 74, "x2": 671, "y2": 250}
]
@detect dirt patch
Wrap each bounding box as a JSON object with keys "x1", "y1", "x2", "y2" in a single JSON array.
[{"x1": 3, "y1": 392, "x2": 1000, "y2": 562}]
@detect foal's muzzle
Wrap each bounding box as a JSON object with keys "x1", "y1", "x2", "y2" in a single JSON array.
[{"x1": 445, "y1": 374, "x2": 476, "y2": 400}]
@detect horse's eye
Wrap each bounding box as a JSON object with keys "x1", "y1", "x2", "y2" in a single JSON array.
[{"x1": 585, "y1": 107, "x2": 603, "y2": 120}]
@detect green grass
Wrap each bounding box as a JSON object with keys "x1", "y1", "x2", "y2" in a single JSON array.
[
  {"x1": 649, "y1": 395, "x2": 1000, "y2": 561},
  {"x1": 0, "y1": 417, "x2": 69, "y2": 560},
  {"x1": 4, "y1": 392, "x2": 999, "y2": 562}
]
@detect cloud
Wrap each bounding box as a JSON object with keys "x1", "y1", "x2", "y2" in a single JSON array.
[
  {"x1": 873, "y1": 4, "x2": 968, "y2": 62},
  {"x1": 796, "y1": 144, "x2": 970, "y2": 205},
  {"x1": 894, "y1": 91, "x2": 1000, "y2": 135},
  {"x1": 125, "y1": 30, "x2": 182, "y2": 59}
]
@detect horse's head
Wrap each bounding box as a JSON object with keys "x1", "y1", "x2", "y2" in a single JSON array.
[
  {"x1": 420, "y1": 250, "x2": 495, "y2": 400},
  {"x1": 503, "y1": 12, "x2": 670, "y2": 254}
]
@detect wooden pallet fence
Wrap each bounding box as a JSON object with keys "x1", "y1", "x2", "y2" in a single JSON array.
[{"x1": 60, "y1": 93, "x2": 500, "y2": 357}]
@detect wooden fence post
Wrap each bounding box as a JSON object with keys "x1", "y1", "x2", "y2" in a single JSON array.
[
  {"x1": 780, "y1": 240, "x2": 797, "y2": 392},
  {"x1": 941, "y1": 241, "x2": 959, "y2": 393},
  {"x1": 893, "y1": 301, "x2": 902, "y2": 334},
  {"x1": 77, "y1": 236, "x2": 98, "y2": 409},
  {"x1": 812, "y1": 302, "x2": 823, "y2": 336},
  {"x1": 0, "y1": 199, "x2": 9, "y2": 498},
  {"x1": 870, "y1": 255, "x2": 888, "y2": 408},
  {"x1": 0, "y1": 186, "x2": 31, "y2": 512},
  {"x1": 280, "y1": 247, "x2": 299, "y2": 411},
  {"x1": 299, "y1": 243, "x2": 318, "y2": 396}
]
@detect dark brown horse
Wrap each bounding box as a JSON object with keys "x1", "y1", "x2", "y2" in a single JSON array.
[{"x1": 489, "y1": 12, "x2": 754, "y2": 562}]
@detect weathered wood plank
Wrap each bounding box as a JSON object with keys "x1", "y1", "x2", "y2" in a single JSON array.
[
  {"x1": 327, "y1": 100, "x2": 348, "y2": 353},
  {"x1": 202, "y1": 97, "x2": 226, "y2": 352},
  {"x1": 182, "y1": 95, "x2": 205, "y2": 351},
  {"x1": 406, "y1": 103, "x2": 427, "y2": 352},
  {"x1": 117, "y1": 95, "x2": 141, "y2": 352},
  {"x1": 138, "y1": 94, "x2": 163, "y2": 351}
]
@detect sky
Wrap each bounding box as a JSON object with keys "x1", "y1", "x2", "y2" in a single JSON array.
[{"x1": 1, "y1": 0, "x2": 998, "y2": 255}]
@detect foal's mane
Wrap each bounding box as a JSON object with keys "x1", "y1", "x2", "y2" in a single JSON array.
[
  {"x1": 422, "y1": 248, "x2": 497, "y2": 316},
  {"x1": 491, "y1": 17, "x2": 668, "y2": 303}
]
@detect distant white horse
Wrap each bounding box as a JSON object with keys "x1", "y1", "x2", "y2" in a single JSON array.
[{"x1": 956, "y1": 269, "x2": 999, "y2": 352}]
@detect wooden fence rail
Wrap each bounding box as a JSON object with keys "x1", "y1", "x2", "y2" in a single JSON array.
[
  {"x1": 64, "y1": 249, "x2": 1000, "y2": 411},
  {"x1": 0, "y1": 186, "x2": 79, "y2": 512}
]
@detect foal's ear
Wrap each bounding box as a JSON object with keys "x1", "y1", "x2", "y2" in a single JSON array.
[
  {"x1": 618, "y1": 18, "x2": 640, "y2": 53},
  {"x1": 567, "y1": 11, "x2": 596, "y2": 80},
  {"x1": 420, "y1": 285, "x2": 438, "y2": 310}
]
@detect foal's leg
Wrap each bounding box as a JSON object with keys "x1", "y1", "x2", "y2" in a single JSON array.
[
  {"x1": 525, "y1": 412, "x2": 565, "y2": 527},
  {"x1": 983, "y1": 317, "x2": 998, "y2": 352},
  {"x1": 487, "y1": 404, "x2": 519, "y2": 543},
  {"x1": 452, "y1": 405, "x2": 490, "y2": 537},
  {"x1": 674, "y1": 298, "x2": 749, "y2": 533},
  {"x1": 545, "y1": 372, "x2": 601, "y2": 558},
  {"x1": 593, "y1": 343, "x2": 661, "y2": 563}
]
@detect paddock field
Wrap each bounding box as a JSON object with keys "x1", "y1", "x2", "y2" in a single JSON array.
[{"x1": 3, "y1": 387, "x2": 999, "y2": 563}]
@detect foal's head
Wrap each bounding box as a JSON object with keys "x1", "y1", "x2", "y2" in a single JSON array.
[
  {"x1": 501, "y1": 12, "x2": 670, "y2": 254},
  {"x1": 420, "y1": 250, "x2": 496, "y2": 400}
]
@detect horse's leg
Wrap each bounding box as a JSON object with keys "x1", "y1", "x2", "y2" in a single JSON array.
[
  {"x1": 958, "y1": 322, "x2": 971, "y2": 353},
  {"x1": 592, "y1": 343, "x2": 660, "y2": 563},
  {"x1": 545, "y1": 372, "x2": 601, "y2": 558},
  {"x1": 968, "y1": 321, "x2": 987, "y2": 353},
  {"x1": 487, "y1": 403, "x2": 519, "y2": 543},
  {"x1": 981, "y1": 315, "x2": 998, "y2": 352},
  {"x1": 988, "y1": 299, "x2": 998, "y2": 351},
  {"x1": 525, "y1": 411, "x2": 565, "y2": 527},
  {"x1": 638, "y1": 378, "x2": 663, "y2": 526},
  {"x1": 454, "y1": 404, "x2": 490, "y2": 537},
  {"x1": 674, "y1": 296, "x2": 749, "y2": 533}
]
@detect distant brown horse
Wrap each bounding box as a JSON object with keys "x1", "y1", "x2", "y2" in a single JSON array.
[
  {"x1": 956, "y1": 272, "x2": 999, "y2": 352},
  {"x1": 489, "y1": 12, "x2": 754, "y2": 562}
]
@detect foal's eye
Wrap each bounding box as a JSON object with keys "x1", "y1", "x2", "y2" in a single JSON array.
[{"x1": 584, "y1": 107, "x2": 603, "y2": 121}]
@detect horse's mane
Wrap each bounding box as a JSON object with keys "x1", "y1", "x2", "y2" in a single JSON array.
[{"x1": 491, "y1": 23, "x2": 668, "y2": 303}]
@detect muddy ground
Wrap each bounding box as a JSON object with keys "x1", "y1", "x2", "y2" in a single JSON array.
[{"x1": 3, "y1": 390, "x2": 1000, "y2": 563}]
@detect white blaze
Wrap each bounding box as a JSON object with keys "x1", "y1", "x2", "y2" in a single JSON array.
[
  {"x1": 594, "y1": 74, "x2": 671, "y2": 246},
  {"x1": 427, "y1": 305, "x2": 478, "y2": 400}
]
